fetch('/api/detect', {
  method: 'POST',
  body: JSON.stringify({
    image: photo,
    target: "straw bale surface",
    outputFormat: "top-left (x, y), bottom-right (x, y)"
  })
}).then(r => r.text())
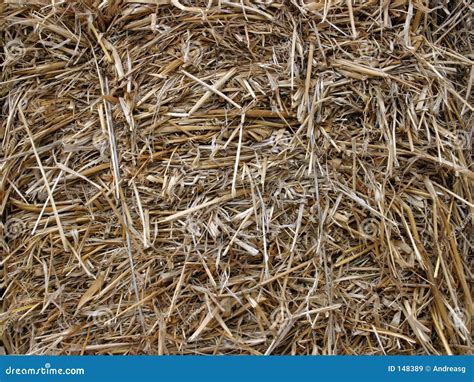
top-left (0, 0), bottom-right (472, 354)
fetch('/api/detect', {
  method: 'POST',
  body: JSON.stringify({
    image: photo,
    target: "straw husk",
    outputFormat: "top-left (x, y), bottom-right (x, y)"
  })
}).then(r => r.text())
top-left (0, 0), bottom-right (472, 355)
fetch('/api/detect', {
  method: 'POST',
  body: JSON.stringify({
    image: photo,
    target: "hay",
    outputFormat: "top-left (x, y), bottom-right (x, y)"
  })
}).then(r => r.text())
top-left (0, 0), bottom-right (472, 355)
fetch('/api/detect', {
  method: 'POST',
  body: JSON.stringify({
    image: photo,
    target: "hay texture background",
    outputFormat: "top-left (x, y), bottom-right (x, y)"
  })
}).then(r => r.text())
top-left (0, 0), bottom-right (473, 355)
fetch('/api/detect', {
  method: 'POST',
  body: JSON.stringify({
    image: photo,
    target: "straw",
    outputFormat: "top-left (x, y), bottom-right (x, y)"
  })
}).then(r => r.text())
top-left (0, 0), bottom-right (472, 355)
